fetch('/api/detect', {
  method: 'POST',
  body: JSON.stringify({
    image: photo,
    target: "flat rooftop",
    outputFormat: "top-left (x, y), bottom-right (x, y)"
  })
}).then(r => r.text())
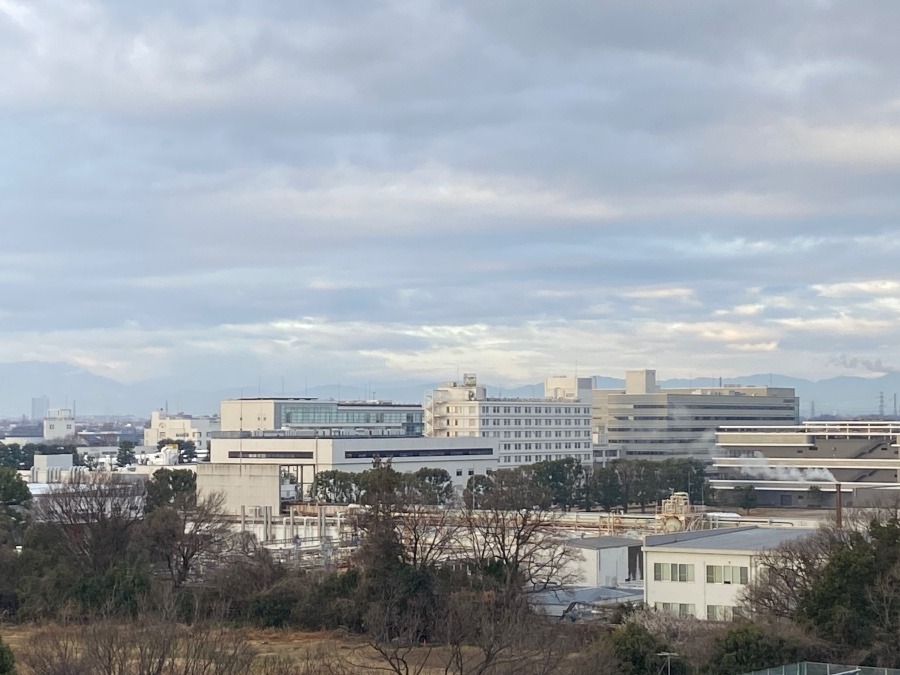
top-left (645, 526), bottom-right (818, 552)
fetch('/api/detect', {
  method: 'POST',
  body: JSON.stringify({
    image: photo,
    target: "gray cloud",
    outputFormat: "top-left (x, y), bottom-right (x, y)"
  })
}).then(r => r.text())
top-left (0, 1), bottom-right (899, 392)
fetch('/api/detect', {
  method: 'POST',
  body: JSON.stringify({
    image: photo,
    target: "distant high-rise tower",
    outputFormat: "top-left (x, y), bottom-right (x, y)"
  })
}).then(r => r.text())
top-left (31, 395), bottom-right (50, 421)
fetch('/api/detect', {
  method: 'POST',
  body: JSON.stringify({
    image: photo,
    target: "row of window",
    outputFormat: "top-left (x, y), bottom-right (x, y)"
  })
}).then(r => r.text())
top-left (485, 418), bottom-right (585, 426)
top-left (501, 442), bottom-right (586, 450)
top-left (483, 406), bottom-right (587, 414)
top-left (653, 563), bottom-right (695, 582)
top-left (653, 563), bottom-right (749, 585)
top-left (501, 453), bottom-right (591, 464)
top-left (654, 603), bottom-right (743, 621)
top-left (482, 430), bottom-right (587, 438)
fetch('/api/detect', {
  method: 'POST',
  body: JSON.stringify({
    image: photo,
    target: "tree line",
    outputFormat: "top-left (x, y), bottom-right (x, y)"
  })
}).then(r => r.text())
top-left (312, 457), bottom-right (710, 513)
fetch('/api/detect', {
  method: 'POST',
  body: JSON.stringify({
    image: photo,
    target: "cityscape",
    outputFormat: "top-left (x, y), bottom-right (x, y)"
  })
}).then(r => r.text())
top-left (2, 2), bottom-right (900, 674)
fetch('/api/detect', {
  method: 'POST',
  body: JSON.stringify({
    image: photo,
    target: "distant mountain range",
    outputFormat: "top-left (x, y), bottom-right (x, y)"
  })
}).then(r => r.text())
top-left (1, 361), bottom-right (897, 419)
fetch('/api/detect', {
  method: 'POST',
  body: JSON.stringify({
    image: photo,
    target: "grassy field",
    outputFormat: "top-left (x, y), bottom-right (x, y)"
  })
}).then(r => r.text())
top-left (0, 623), bottom-right (482, 674)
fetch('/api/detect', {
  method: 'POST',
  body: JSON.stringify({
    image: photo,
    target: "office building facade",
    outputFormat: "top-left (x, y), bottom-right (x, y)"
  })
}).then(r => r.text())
top-left (424, 374), bottom-right (592, 466)
top-left (593, 370), bottom-right (799, 461)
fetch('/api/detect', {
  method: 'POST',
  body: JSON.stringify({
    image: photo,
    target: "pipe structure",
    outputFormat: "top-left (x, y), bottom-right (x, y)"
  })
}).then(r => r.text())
top-left (835, 482), bottom-right (843, 529)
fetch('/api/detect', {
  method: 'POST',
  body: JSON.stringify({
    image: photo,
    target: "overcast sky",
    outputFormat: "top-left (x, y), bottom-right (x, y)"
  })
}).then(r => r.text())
top-left (2, 0), bottom-right (899, 389)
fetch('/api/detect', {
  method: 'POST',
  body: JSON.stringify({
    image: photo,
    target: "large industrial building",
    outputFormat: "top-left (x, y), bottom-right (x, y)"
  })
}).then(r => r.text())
top-left (424, 374), bottom-right (592, 466)
top-left (711, 421), bottom-right (900, 507)
top-left (592, 370), bottom-right (799, 461)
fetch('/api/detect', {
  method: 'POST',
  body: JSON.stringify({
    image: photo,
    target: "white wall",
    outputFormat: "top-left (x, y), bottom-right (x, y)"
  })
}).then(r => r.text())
top-left (644, 548), bottom-right (753, 619)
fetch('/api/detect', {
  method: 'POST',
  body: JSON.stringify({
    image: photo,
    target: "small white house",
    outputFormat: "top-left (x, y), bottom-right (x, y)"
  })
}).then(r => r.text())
top-left (643, 526), bottom-right (816, 620)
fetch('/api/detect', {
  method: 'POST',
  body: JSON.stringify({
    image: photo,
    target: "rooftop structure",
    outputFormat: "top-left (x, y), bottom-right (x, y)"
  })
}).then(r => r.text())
top-left (593, 369), bottom-right (799, 461)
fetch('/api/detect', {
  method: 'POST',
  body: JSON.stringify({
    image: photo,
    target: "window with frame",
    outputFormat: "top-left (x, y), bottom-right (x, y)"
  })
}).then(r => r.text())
top-left (706, 565), bottom-right (749, 585)
top-left (707, 605), bottom-right (745, 621)
top-left (653, 562), bottom-right (695, 582)
top-left (654, 602), bottom-right (696, 617)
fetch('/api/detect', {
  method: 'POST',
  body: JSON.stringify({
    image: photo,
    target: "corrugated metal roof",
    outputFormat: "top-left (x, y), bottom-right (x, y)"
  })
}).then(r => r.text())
top-left (567, 536), bottom-right (642, 550)
top-left (646, 526), bottom-right (818, 552)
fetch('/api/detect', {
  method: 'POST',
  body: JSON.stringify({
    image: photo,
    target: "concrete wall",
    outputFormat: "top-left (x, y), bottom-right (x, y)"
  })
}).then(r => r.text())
top-left (220, 400), bottom-right (276, 432)
top-left (196, 462), bottom-right (280, 516)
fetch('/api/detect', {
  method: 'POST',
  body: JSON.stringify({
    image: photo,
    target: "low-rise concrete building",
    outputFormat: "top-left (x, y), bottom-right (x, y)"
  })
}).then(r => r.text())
top-left (643, 526), bottom-right (816, 620)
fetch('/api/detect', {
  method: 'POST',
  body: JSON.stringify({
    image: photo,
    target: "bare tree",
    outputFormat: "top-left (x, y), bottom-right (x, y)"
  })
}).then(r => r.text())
top-left (138, 491), bottom-right (235, 587)
top-left (463, 470), bottom-right (581, 591)
top-left (395, 503), bottom-right (463, 569)
top-left (740, 529), bottom-right (835, 618)
top-left (18, 619), bottom-right (255, 675)
top-left (34, 472), bottom-right (146, 574)
top-left (437, 590), bottom-right (571, 675)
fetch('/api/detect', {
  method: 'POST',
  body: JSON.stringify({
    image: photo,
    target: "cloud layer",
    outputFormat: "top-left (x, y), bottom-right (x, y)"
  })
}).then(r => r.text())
top-left (2, 0), bottom-right (899, 393)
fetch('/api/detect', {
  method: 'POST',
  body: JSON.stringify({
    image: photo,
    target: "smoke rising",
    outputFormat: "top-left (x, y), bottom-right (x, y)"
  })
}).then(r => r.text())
top-left (830, 354), bottom-right (899, 374)
top-left (736, 451), bottom-right (836, 482)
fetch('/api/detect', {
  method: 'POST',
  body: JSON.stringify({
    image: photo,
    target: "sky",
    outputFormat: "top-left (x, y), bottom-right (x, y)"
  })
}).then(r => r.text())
top-left (1, 0), bottom-right (899, 390)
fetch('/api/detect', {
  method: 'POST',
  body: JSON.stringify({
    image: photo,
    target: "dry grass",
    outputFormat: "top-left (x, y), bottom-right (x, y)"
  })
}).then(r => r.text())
top-left (0, 623), bottom-right (449, 674)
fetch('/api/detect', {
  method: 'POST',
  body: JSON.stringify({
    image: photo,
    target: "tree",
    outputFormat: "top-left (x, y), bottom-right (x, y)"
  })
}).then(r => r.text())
top-left (658, 458), bottom-right (707, 504)
top-left (178, 440), bottom-right (197, 464)
top-left (0, 635), bottom-right (14, 675)
top-left (310, 470), bottom-right (360, 504)
top-left (611, 460), bottom-right (642, 513)
top-left (411, 467), bottom-right (454, 506)
top-left (590, 466), bottom-right (622, 512)
top-left (138, 491), bottom-right (234, 587)
top-left (698, 622), bottom-right (806, 675)
top-left (806, 485), bottom-right (823, 508)
top-left (34, 472), bottom-right (145, 575)
top-left (733, 485), bottom-right (757, 514)
top-left (145, 468), bottom-right (197, 513)
top-left (532, 458), bottom-right (585, 512)
top-left (741, 528), bottom-right (835, 619)
top-left (116, 440), bottom-right (136, 468)
top-left (610, 622), bottom-right (672, 675)
top-left (633, 461), bottom-right (661, 513)
top-left (0, 467), bottom-right (30, 508)
top-left (462, 468), bottom-right (579, 591)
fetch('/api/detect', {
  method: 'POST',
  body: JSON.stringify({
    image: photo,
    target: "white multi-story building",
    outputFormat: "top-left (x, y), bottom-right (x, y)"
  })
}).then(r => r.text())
top-left (593, 369), bottom-right (799, 461)
top-left (43, 408), bottom-right (75, 441)
top-left (424, 374), bottom-right (593, 466)
top-left (144, 411), bottom-right (221, 459)
top-left (643, 526), bottom-right (816, 621)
